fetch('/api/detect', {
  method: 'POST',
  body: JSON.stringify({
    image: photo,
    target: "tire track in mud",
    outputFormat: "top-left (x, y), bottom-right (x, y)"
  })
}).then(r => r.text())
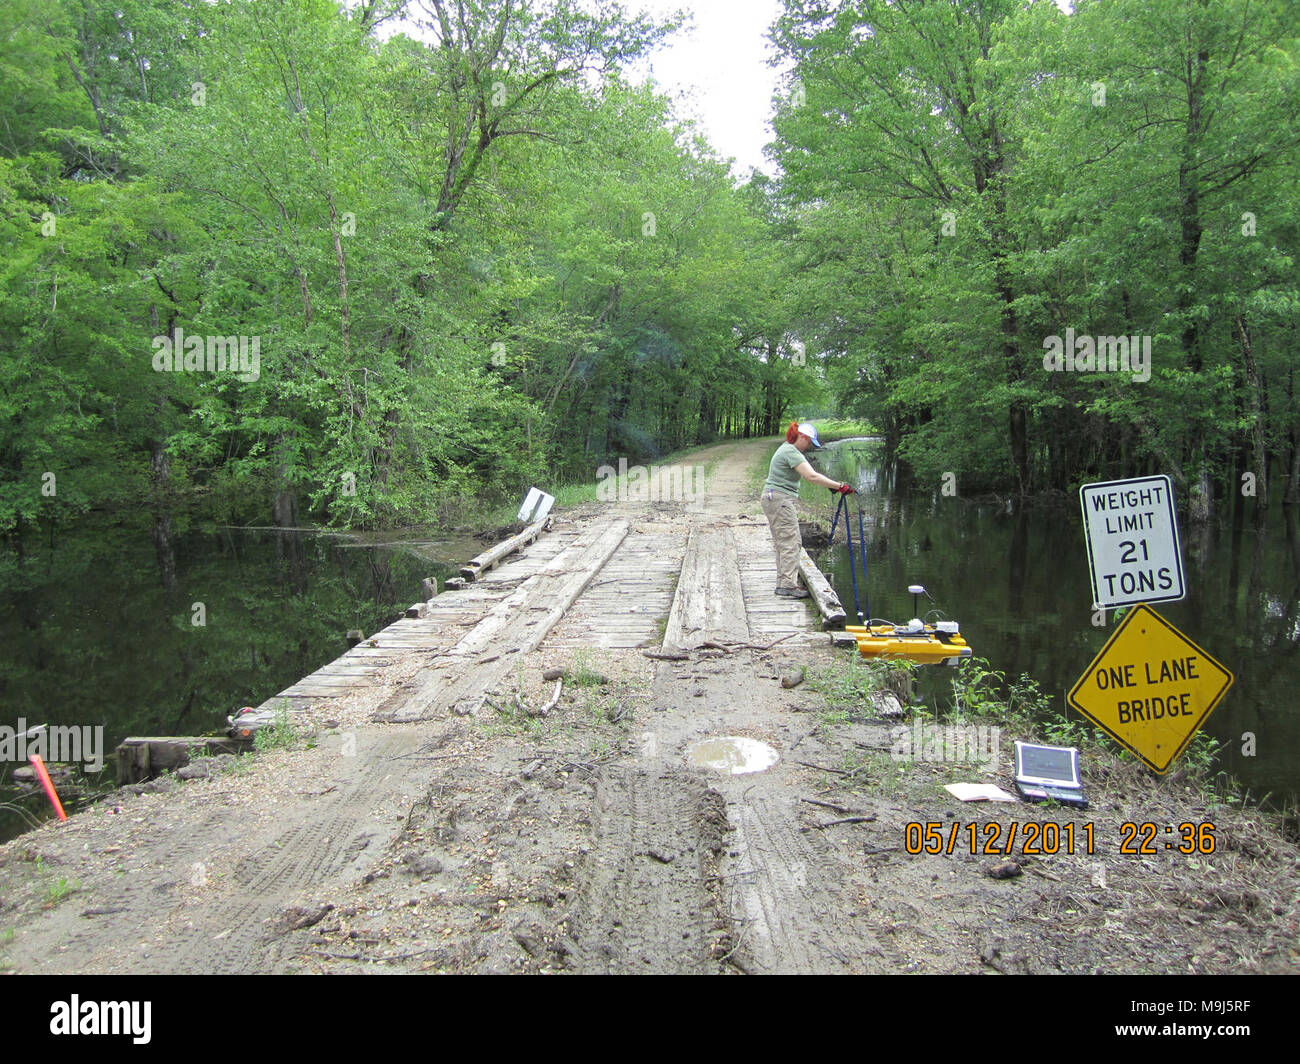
top-left (568, 765), bottom-right (730, 974)
top-left (32, 728), bottom-right (430, 975)
top-left (165, 729), bottom-right (423, 973)
top-left (721, 787), bottom-right (897, 974)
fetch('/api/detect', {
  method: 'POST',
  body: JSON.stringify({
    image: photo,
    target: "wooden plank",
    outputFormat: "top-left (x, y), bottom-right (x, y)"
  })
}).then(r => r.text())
top-left (285, 673), bottom-right (372, 688)
top-left (253, 695), bottom-right (326, 711)
top-left (548, 635), bottom-right (648, 648)
top-left (460, 517), bottom-right (550, 581)
top-left (281, 686), bottom-right (364, 699)
top-left (379, 518), bottom-right (630, 722)
top-left (796, 547), bottom-right (845, 628)
top-left (116, 736), bottom-right (252, 785)
top-left (662, 527), bottom-right (749, 651)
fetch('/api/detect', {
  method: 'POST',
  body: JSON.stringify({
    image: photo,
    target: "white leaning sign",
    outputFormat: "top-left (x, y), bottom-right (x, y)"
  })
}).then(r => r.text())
top-left (1080, 475), bottom-right (1185, 610)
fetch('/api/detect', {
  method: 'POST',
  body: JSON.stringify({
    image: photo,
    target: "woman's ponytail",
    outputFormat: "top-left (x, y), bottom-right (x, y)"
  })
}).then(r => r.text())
top-left (785, 421), bottom-right (799, 444)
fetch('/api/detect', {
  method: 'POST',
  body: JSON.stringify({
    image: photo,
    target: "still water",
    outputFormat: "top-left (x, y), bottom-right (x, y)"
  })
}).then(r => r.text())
top-left (814, 438), bottom-right (1297, 807)
top-left (0, 522), bottom-right (468, 841)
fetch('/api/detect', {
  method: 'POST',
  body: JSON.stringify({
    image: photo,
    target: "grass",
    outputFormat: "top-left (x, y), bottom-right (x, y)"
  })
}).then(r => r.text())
top-left (814, 418), bottom-right (877, 441)
top-left (654, 612), bottom-right (670, 643)
top-left (942, 657), bottom-right (1235, 792)
top-left (473, 692), bottom-right (547, 737)
top-left (44, 877), bottom-right (78, 906)
top-left (253, 701), bottom-right (298, 752)
top-left (806, 654), bottom-right (1259, 810)
top-left (550, 655), bottom-right (635, 730)
top-left (473, 669), bottom-right (557, 737)
top-left (570, 650), bottom-right (608, 688)
top-left (585, 693), bottom-right (627, 726)
top-left (226, 753), bottom-right (255, 776)
top-left (825, 748), bottom-right (911, 798)
top-left (804, 656), bottom-right (914, 728)
top-left (476, 711), bottom-right (546, 739)
top-left (30, 856), bottom-right (81, 907)
top-left (745, 444), bottom-right (772, 496)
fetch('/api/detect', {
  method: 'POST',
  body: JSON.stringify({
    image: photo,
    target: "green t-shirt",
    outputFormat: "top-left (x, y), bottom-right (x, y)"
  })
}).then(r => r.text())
top-left (764, 442), bottom-right (807, 496)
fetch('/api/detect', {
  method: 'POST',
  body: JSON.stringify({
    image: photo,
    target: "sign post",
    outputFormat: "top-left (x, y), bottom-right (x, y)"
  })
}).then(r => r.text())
top-left (1067, 605), bottom-right (1233, 773)
top-left (1080, 475), bottom-right (1185, 610)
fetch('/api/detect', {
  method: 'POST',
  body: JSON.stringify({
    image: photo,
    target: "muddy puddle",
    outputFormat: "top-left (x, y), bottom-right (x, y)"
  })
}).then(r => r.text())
top-left (686, 736), bottom-right (779, 775)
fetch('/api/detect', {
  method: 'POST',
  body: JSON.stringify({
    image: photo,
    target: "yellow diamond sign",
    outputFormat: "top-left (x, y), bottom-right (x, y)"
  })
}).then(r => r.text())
top-left (1068, 604), bottom-right (1233, 774)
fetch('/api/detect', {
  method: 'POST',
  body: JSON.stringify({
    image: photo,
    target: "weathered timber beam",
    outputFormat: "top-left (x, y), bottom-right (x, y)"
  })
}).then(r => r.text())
top-left (798, 548), bottom-right (847, 630)
top-left (459, 516), bottom-right (550, 582)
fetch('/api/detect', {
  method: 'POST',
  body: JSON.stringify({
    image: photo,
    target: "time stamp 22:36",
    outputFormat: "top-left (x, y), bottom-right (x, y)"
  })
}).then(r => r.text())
top-left (902, 821), bottom-right (1217, 857)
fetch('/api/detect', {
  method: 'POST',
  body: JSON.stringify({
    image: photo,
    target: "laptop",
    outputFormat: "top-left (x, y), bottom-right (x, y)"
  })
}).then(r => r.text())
top-left (1013, 741), bottom-right (1088, 809)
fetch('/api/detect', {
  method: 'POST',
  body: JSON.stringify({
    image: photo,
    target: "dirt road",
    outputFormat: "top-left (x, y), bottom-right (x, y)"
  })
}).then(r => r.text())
top-left (2, 439), bottom-right (1297, 975)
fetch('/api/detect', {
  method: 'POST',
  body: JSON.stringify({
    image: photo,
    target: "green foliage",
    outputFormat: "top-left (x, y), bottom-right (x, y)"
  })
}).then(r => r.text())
top-left (5, 0), bottom-right (1296, 556)
top-left (805, 659), bottom-right (876, 707)
top-left (253, 702), bottom-right (298, 752)
top-left (475, 704), bottom-right (545, 740)
top-left (950, 657), bottom-right (1053, 722)
top-left (815, 419), bottom-right (876, 441)
top-left (949, 658), bottom-right (1012, 719)
top-left (805, 656), bottom-right (912, 726)
top-left (1039, 713), bottom-right (1090, 748)
top-left (44, 877), bottom-right (78, 906)
top-left (227, 754), bottom-right (255, 777)
top-left (570, 652), bottom-right (607, 689)
top-left (770, 0), bottom-right (1300, 503)
top-left (30, 853), bottom-right (80, 906)
top-left (0, 0), bottom-right (800, 544)
top-left (1178, 731), bottom-right (1232, 783)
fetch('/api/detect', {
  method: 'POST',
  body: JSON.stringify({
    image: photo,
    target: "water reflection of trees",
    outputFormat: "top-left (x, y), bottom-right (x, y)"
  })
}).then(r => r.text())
top-left (0, 523), bottom-right (434, 772)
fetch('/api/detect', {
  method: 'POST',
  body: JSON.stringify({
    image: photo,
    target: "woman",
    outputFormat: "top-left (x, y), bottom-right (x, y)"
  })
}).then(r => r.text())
top-left (760, 422), bottom-right (854, 598)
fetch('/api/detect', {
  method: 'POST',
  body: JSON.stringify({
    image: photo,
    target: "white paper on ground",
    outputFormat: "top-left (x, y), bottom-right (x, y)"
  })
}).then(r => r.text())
top-left (944, 783), bottom-right (1017, 802)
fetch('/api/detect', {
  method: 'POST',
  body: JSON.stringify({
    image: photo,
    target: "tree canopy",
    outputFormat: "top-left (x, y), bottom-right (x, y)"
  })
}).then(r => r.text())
top-left (2, 0), bottom-right (1297, 550)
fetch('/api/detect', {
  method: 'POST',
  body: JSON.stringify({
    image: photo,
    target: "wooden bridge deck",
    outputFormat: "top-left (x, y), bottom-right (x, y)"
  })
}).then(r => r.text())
top-left (255, 511), bottom-right (833, 722)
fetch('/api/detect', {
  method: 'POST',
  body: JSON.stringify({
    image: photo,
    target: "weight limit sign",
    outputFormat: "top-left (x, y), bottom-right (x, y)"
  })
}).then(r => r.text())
top-left (1080, 474), bottom-right (1186, 610)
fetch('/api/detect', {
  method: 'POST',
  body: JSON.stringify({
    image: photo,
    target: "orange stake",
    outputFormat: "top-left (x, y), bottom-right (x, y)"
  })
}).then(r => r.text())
top-left (29, 755), bottom-right (67, 822)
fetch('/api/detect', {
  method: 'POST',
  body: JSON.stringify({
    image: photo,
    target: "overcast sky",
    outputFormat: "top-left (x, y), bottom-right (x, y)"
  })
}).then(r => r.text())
top-left (625, 0), bottom-right (786, 179)
top-left (623, 0), bottom-right (1075, 179)
top-left (381, 1), bottom-right (1076, 181)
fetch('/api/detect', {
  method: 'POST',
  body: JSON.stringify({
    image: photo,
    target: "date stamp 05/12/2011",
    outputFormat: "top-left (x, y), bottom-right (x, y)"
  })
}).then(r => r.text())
top-left (902, 820), bottom-right (1217, 858)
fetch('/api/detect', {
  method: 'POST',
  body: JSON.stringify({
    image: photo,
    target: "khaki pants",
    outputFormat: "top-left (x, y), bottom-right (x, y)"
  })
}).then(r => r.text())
top-left (760, 489), bottom-right (801, 588)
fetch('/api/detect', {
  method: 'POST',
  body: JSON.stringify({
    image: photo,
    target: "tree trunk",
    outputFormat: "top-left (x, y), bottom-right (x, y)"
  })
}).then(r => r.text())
top-left (150, 433), bottom-right (177, 595)
top-left (272, 436), bottom-right (306, 593)
top-left (1235, 315), bottom-right (1268, 532)
top-left (1180, 49), bottom-right (1211, 524)
top-left (147, 304), bottom-right (177, 593)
